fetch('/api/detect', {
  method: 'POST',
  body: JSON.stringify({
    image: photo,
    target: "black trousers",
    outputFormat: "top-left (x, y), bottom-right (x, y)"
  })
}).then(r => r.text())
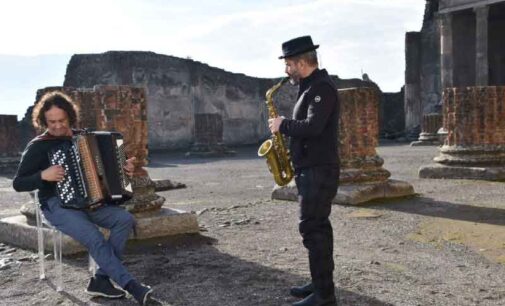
top-left (295, 165), bottom-right (339, 298)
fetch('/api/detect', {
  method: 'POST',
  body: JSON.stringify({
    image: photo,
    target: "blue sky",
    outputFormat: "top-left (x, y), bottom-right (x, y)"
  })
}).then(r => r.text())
top-left (0, 0), bottom-right (425, 118)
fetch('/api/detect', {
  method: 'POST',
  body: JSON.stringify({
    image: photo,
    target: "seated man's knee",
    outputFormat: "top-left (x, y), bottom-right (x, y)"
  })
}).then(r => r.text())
top-left (119, 211), bottom-right (136, 229)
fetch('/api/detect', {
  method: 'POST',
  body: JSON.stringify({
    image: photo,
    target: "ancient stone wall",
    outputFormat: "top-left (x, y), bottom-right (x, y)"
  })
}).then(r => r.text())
top-left (62, 51), bottom-right (380, 151)
top-left (0, 115), bottom-right (19, 157)
top-left (63, 51), bottom-right (275, 150)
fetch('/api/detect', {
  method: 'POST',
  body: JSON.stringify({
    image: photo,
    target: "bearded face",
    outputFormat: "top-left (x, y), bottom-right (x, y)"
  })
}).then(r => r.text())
top-left (284, 58), bottom-right (302, 85)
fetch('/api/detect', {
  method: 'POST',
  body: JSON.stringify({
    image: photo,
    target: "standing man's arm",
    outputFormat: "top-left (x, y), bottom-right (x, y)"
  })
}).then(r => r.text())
top-left (278, 84), bottom-right (336, 137)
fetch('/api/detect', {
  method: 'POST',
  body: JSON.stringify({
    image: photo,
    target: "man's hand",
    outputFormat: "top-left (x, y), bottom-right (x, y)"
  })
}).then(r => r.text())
top-left (41, 165), bottom-right (65, 182)
top-left (124, 157), bottom-right (136, 178)
top-left (268, 116), bottom-right (284, 133)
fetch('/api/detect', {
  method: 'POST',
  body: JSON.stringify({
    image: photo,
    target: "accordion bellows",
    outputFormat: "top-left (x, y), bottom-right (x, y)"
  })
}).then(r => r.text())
top-left (49, 131), bottom-right (133, 209)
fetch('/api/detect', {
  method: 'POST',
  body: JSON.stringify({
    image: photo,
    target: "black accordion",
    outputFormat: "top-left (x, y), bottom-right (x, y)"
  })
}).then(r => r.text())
top-left (48, 131), bottom-right (133, 209)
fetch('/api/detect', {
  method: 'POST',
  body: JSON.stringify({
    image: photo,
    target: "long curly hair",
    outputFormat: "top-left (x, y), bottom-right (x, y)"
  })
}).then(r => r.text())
top-left (32, 91), bottom-right (80, 131)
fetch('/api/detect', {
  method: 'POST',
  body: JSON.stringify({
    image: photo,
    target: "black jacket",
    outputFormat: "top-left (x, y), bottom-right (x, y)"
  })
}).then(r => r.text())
top-left (279, 68), bottom-right (340, 170)
top-left (12, 132), bottom-right (73, 205)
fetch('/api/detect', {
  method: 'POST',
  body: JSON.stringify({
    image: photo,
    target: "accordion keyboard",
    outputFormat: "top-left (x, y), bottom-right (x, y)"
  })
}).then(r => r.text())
top-left (49, 143), bottom-right (87, 206)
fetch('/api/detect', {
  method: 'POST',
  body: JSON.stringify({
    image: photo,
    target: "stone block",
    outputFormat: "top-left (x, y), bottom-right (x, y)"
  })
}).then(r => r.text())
top-left (419, 164), bottom-right (505, 181)
top-left (272, 179), bottom-right (415, 205)
top-left (0, 208), bottom-right (199, 255)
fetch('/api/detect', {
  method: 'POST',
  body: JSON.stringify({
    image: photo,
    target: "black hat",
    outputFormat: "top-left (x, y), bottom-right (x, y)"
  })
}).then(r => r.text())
top-left (279, 35), bottom-right (319, 59)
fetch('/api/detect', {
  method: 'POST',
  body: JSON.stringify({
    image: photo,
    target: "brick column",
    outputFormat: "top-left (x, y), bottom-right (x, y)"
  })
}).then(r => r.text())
top-left (411, 113), bottom-right (443, 146)
top-left (338, 88), bottom-right (390, 184)
top-left (92, 85), bottom-right (161, 213)
top-left (419, 86), bottom-right (505, 180)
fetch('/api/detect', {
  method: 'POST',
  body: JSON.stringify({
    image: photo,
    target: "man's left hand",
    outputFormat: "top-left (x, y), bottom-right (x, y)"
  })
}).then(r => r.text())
top-left (124, 157), bottom-right (136, 177)
top-left (268, 116), bottom-right (284, 133)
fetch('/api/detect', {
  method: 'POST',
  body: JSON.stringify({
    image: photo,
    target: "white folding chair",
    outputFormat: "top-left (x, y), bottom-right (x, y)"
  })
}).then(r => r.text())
top-left (33, 192), bottom-right (97, 292)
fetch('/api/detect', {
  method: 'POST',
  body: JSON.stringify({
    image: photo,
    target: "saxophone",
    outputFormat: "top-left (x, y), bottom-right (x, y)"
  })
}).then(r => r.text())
top-left (258, 77), bottom-right (294, 186)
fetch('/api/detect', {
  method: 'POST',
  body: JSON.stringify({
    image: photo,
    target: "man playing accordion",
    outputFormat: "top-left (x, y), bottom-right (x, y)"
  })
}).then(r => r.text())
top-left (13, 91), bottom-right (154, 305)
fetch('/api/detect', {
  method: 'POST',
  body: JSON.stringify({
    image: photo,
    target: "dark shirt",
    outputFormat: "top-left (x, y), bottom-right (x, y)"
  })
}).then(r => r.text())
top-left (12, 132), bottom-right (72, 205)
top-left (279, 68), bottom-right (340, 170)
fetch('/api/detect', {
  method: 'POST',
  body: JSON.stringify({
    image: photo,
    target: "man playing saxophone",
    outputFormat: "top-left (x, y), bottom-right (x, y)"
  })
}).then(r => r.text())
top-left (269, 35), bottom-right (340, 306)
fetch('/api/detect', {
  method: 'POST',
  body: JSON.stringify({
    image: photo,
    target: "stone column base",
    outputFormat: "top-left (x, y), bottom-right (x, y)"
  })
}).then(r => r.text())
top-left (272, 179), bottom-right (415, 205)
top-left (0, 208), bottom-right (199, 255)
top-left (185, 143), bottom-right (236, 158)
top-left (419, 164), bottom-right (505, 181)
top-left (410, 133), bottom-right (440, 146)
top-left (410, 140), bottom-right (441, 146)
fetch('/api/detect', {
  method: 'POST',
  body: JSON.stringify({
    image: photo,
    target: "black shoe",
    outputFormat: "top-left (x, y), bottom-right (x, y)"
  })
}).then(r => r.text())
top-left (292, 293), bottom-right (337, 306)
top-left (125, 280), bottom-right (154, 305)
top-left (290, 282), bottom-right (314, 298)
top-left (85, 276), bottom-right (126, 299)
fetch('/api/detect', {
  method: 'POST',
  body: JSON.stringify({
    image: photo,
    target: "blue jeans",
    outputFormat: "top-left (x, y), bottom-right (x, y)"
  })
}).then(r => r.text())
top-left (42, 196), bottom-right (135, 288)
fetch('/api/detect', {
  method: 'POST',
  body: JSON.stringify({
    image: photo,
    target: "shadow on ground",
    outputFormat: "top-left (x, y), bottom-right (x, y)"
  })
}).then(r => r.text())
top-left (39, 234), bottom-right (393, 306)
top-left (368, 196), bottom-right (505, 226)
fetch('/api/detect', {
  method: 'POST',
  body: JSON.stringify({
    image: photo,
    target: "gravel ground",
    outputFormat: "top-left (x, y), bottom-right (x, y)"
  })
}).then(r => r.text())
top-left (0, 143), bottom-right (504, 306)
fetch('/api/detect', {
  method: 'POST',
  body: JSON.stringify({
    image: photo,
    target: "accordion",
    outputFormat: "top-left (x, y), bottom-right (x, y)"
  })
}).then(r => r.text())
top-left (48, 131), bottom-right (133, 209)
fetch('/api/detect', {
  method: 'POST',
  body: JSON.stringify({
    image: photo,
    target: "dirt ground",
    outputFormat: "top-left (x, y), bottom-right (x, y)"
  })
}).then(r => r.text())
top-left (0, 143), bottom-right (504, 306)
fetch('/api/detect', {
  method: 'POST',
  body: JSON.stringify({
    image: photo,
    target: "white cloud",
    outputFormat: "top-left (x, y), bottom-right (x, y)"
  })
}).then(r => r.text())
top-left (0, 0), bottom-right (425, 117)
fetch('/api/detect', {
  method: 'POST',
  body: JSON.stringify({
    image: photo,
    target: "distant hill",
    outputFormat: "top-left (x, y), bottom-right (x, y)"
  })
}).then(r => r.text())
top-left (0, 54), bottom-right (71, 119)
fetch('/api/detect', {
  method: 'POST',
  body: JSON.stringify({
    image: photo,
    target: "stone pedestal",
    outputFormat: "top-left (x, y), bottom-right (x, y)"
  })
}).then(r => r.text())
top-left (0, 207), bottom-right (199, 255)
top-left (273, 88), bottom-right (415, 205)
top-left (186, 113), bottom-right (235, 157)
top-left (420, 86), bottom-right (505, 180)
top-left (411, 113), bottom-right (443, 146)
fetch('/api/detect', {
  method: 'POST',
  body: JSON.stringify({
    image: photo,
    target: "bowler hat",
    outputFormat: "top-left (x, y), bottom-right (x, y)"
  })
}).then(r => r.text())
top-left (279, 35), bottom-right (319, 59)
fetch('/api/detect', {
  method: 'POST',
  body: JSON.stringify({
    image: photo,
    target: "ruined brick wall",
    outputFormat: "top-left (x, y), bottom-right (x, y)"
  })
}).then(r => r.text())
top-left (35, 86), bottom-right (148, 167)
top-left (194, 113), bottom-right (223, 145)
top-left (0, 115), bottom-right (19, 157)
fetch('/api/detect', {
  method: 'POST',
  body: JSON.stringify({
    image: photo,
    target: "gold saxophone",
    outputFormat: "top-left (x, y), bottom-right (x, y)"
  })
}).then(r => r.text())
top-left (258, 77), bottom-right (294, 186)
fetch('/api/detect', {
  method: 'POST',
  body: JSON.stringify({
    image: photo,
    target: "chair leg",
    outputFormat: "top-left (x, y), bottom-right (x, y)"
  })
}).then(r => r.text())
top-left (53, 229), bottom-right (63, 292)
top-left (88, 254), bottom-right (97, 276)
top-left (35, 204), bottom-right (46, 280)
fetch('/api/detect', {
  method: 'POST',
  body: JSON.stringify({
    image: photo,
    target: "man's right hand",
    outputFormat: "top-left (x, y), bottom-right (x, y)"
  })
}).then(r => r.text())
top-left (41, 165), bottom-right (65, 182)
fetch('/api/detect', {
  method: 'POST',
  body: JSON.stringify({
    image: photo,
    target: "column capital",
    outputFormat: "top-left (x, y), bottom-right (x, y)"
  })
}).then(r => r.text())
top-left (473, 5), bottom-right (490, 16)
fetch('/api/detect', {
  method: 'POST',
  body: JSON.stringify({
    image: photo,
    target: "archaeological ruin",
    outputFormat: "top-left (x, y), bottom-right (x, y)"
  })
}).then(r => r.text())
top-left (418, 0), bottom-right (505, 180)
